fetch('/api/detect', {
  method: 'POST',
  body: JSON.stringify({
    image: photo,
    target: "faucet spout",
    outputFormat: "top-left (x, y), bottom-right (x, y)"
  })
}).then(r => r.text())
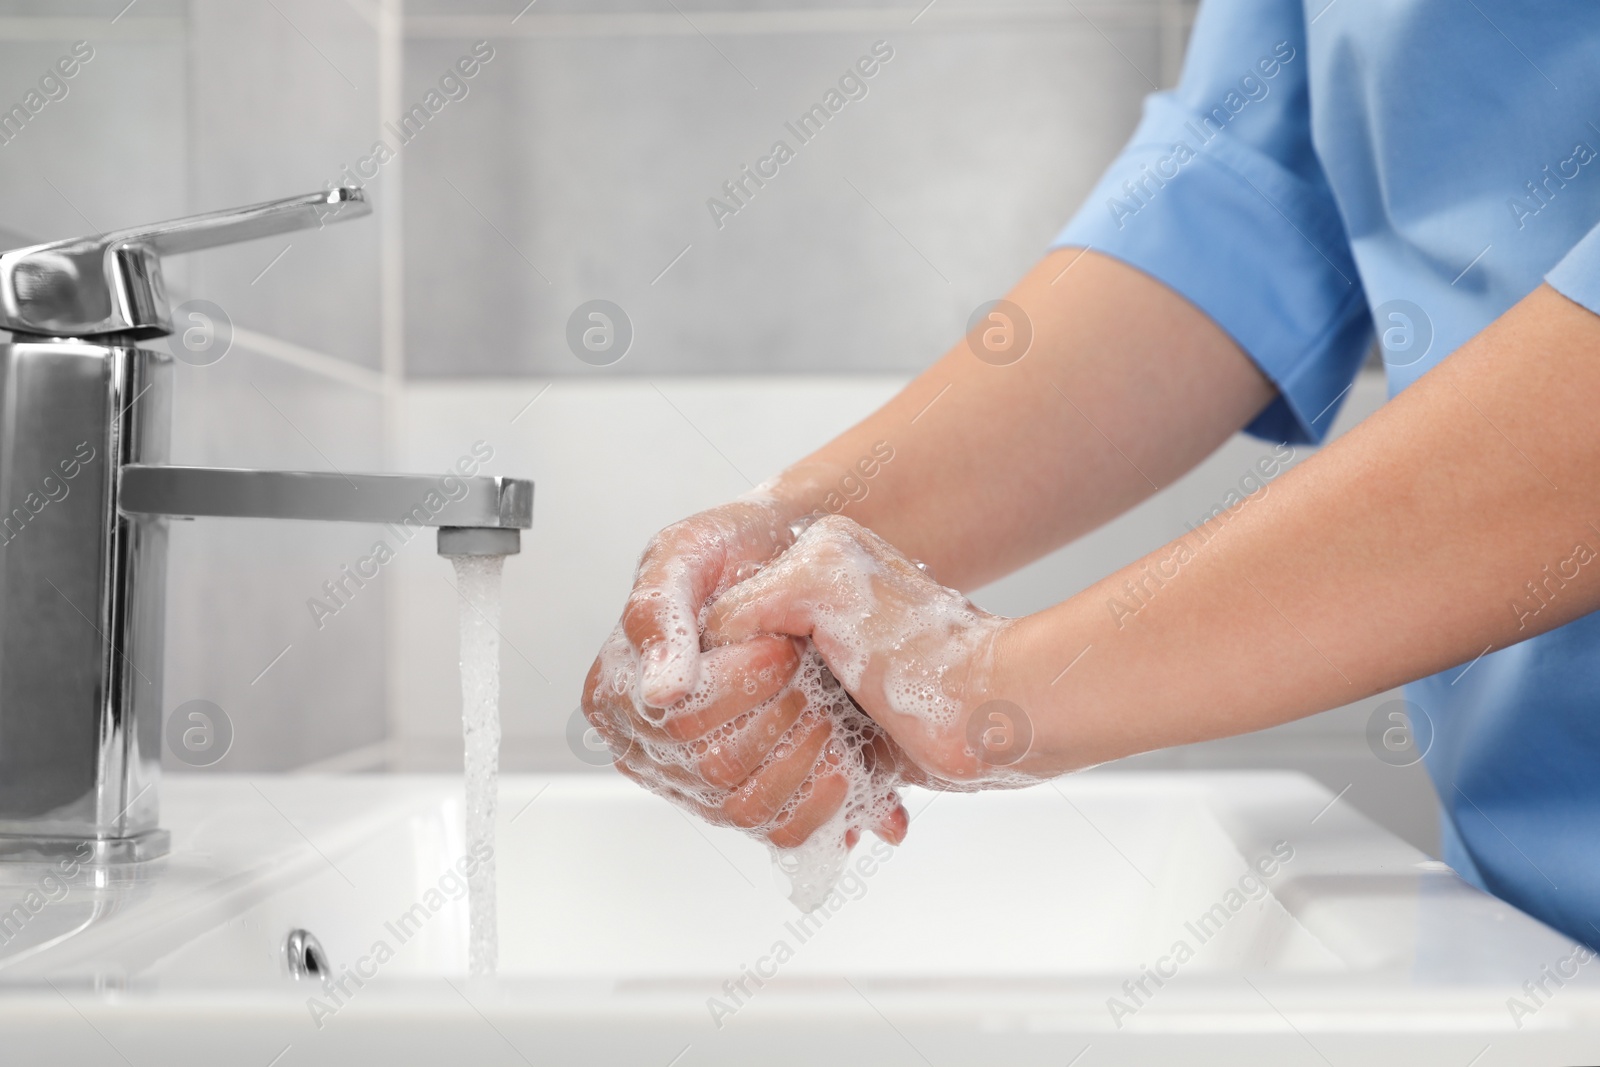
top-left (119, 466), bottom-right (533, 545)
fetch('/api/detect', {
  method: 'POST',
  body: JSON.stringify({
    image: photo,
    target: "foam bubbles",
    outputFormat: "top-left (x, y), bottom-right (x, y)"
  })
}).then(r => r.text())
top-left (608, 632), bottom-right (899, 911)
top-left (596, 511), bottom-right (1023, 911)
top-left (769, 646), bottom-right (901, 910)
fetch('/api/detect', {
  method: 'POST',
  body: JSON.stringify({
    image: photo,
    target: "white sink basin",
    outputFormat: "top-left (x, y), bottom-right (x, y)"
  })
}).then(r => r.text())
top-left (0, 772), bottom-right (1594, 1065)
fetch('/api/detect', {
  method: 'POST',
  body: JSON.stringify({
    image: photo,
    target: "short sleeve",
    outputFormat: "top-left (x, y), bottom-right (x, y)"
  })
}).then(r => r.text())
top-left (1051, 0), bottom-right (1370, 445)
top-left (1546, 219), bottom-right (1600, 317)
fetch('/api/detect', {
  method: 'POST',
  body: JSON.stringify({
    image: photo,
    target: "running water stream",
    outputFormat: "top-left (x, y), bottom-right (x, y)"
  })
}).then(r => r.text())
top-left (449, 553), bottom-right (506, 976)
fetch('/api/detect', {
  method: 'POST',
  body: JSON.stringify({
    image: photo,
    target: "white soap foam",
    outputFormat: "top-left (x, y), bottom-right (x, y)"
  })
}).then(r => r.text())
top-left (449, 553), bottom-right (505, 976)
top-left (737, 518), bottom-right (1033, 790)
top-left (779, 518), bottom-right (998, 736)
top-left (768, 645), bottom-right (901, 910)
top-left (599, 514), bottom-right (1021, 911)
top-left (600, 626), bottom-right (899, 911)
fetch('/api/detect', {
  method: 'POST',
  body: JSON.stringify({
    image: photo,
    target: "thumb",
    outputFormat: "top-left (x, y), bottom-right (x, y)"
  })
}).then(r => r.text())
top-left (623, 559), bottom-right (704, 708)
top-left (701, 550), bottom-right (826, 646)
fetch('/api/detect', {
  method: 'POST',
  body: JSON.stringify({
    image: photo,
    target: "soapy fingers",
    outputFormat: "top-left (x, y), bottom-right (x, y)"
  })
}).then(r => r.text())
top-left (704, 515), bottom-right (1033, 788)
top-left (586, 504), bottom-right (930, 906)
top-left (584, 630), bottom-right (805, 787)
top-left (610, 706), bottom-right (904, 849)
top-left (622, 500), bottom-right (793, 707)
top-left (718, 709), bottom-right (837, 832)
top-left (649, 637), bottom-right (800, 739)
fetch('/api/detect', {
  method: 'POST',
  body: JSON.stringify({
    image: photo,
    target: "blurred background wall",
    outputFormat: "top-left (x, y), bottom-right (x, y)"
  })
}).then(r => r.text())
top-left (0, 1), bottom-right (1435, 854)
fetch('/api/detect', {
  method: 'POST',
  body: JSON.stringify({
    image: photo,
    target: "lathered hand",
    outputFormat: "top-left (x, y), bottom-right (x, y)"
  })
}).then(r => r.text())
top-left (581, 500), bottom-right (908, 853)
top-left (704, 515), bottom-right (1040, 789)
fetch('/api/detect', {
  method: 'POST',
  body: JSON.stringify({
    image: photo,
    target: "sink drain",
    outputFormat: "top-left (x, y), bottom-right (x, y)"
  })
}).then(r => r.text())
top-left (285, 928), bottom-right (330, 981)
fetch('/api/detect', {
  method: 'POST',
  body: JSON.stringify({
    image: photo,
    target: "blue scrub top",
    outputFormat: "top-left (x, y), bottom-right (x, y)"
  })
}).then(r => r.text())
top-left (1053, 0), bottom-right (1600, 947)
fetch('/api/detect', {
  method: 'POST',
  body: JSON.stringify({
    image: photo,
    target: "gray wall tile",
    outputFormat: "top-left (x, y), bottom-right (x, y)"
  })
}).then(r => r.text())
top-left (186, 0), bottom-right (385, 370)
top-left (0, 25), bottom-right (187, 247)
top-left (402, 11), bottom-right (1167, 376)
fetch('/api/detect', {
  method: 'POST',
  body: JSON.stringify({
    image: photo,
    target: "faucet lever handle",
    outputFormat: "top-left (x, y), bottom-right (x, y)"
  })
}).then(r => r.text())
top-left (0, 187), bottom-right (370, 340)
top-left (123, 187), bottom-right (368, 258)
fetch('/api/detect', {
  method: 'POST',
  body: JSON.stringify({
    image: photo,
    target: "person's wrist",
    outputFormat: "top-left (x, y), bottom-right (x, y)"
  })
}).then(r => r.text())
top-left (985, 610), bottom-right (1086, 779)
top-left (740, 461), bottom-right (840, 532)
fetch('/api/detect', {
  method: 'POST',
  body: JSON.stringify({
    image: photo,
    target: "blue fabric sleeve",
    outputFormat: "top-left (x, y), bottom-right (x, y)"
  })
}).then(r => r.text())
top-left (1050, 0), bottom-right (1370, 444)
top-left (1546, 220), bottom-right (1600, 318)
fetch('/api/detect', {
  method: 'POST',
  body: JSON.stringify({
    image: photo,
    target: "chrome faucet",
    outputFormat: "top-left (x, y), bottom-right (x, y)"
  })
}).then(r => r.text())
top-left (0, 188), bottom-right (531, 863)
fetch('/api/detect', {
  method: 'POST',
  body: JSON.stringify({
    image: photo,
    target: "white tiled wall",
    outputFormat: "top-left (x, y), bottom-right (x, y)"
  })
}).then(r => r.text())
top-left (0, 2), bottom-right (1437, 853)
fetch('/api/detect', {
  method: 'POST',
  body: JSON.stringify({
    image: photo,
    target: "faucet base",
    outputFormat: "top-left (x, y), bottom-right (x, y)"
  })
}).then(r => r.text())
top-left (0, 830), bottom-right (170, 864)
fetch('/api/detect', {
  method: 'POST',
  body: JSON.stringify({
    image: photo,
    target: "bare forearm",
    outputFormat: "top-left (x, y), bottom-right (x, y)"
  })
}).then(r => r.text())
top-left (763, 249), bottom-right (1275, 591)
top-left (1012, 284), bottom-right (1600, 771)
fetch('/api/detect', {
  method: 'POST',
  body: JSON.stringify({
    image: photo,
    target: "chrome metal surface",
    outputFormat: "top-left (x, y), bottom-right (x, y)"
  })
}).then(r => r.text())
top-left (0, 188), bottom-right (368, 339)
top-left (284, 929), bottom-right (330, 981)
top-left (120, 467), bottom-right (533, 529)
top-left (0, 341), bottom-right (169, 846)
top-left (0, 191), bottom-right (532, 864)
top-left (437, 526), bottom-right (523, 556)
